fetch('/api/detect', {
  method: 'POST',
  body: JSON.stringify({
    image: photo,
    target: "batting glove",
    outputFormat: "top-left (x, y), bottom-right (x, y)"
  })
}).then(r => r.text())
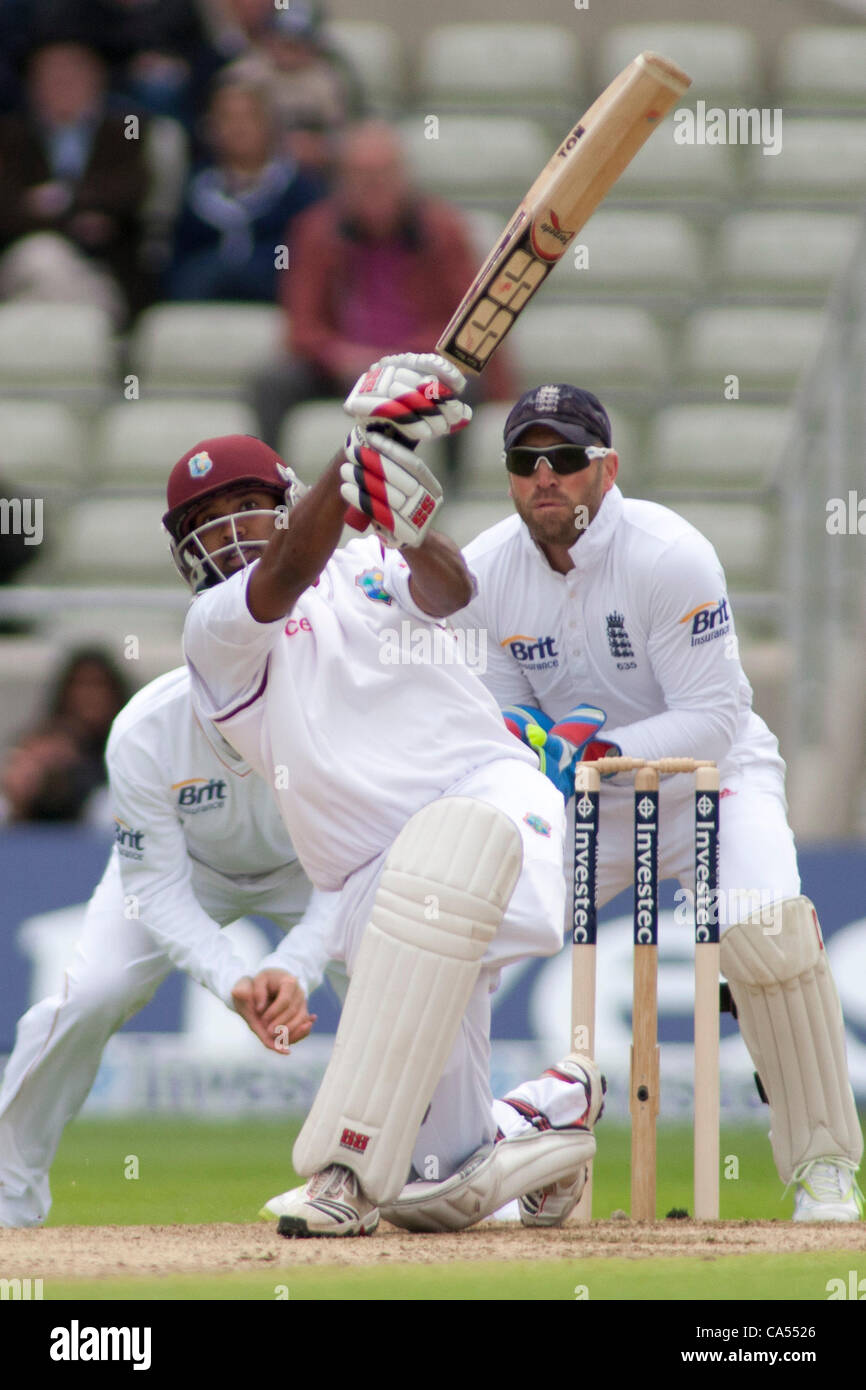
top-left (340, 425), bottom-right (443, 549)
top-left (343, 353), bottom-right (472, 443)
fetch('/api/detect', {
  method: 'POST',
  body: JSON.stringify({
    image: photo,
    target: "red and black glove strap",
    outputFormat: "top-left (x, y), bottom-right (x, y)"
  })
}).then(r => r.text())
top-left (354, 444), bottom-right (396, 531)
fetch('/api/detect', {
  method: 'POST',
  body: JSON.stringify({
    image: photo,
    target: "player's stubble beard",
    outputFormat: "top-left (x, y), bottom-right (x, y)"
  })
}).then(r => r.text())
top-left (510, 461), bottom-right (608, 549)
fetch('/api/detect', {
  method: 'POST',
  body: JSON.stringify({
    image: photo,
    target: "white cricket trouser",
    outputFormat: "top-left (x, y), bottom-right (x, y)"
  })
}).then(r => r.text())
top-left (0, 853), bottom-right (310, 1227)
top-left (329, 757), bottom-right (567, 1185)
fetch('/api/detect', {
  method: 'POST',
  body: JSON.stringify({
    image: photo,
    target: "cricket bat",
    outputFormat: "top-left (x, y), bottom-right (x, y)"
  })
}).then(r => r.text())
top-left (345, 51), bottom-right (690, 528)
top-left (436, 51), bottom-right (691, 373)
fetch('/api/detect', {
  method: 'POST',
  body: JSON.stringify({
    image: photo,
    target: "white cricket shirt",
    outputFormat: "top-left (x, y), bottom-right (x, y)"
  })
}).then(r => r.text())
top-left (454, 485), bottom-right (784, 778)
top-left (183, 537), bottom-right (536, 890)
top-left (107, 667), bottom-right (335, 1003)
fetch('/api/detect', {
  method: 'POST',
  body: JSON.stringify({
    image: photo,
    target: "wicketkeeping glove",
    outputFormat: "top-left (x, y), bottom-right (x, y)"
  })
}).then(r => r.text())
top-left (549, 705), bottom-right (622, 781)
top-left (343, 353), bottom-right (472, 443)
top-left (340, 425), bottom-right (443, 549)
top-left (504, 703), bottom-right (620, 800)
top-left (502, 704), bottom-right (576, 800)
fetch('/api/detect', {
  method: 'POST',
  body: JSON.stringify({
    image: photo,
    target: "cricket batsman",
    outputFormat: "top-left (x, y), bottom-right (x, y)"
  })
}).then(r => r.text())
top-left (176, 353), bottom-right (606, 1237)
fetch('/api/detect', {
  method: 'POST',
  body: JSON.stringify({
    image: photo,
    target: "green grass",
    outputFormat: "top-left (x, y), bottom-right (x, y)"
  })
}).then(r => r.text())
top-left (31, 1117), bottom-right (866, 1301)
top-left (46, 1117), bottom-right (787, 1227)
top-left (43, 1254), bottom-right (853, 1302)
top-left (46, 1117), bottom-right (299, 1226)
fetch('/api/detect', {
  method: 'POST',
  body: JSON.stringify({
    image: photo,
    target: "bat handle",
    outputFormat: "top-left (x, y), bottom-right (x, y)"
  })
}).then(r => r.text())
top-left (345, 504), bottom-right (369, 531)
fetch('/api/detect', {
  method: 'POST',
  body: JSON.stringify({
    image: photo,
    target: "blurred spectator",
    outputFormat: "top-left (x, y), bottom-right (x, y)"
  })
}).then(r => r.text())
top-left (29, 0), bottom-right (218, 126)
top-left (0, 719), bottom-right (97, 823)
top-left (224, 1), bottom-right (364, 179)
top-left (168, 78), bottom-right (323, 302)
top-left (0, 646), bottom-right (134, 824)
top-left (207, 0), bottom-right (277, 59)
top-left (0, 42), bottom-right (150, 323)
top-left (250, 121), bottom-right (516, 475)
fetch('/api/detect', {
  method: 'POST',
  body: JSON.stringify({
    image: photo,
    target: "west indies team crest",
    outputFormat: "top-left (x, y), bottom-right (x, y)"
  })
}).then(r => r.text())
top-left (355, 567), bottom-right (393, 604)
top-left (188, 451), bottom-right (213, 478)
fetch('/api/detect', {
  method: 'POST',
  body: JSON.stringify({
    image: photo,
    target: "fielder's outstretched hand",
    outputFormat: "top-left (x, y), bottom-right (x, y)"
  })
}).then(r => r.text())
top-left (340, 425), bottom-right (443, 548)
top-left (232, 969), bottom-right (316, 1054)
top-left (343, 353), bottom-right (472, 443)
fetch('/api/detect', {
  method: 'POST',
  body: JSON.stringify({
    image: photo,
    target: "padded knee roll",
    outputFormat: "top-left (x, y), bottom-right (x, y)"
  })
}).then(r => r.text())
top-left (293, 797), bottom-right (523, 1205)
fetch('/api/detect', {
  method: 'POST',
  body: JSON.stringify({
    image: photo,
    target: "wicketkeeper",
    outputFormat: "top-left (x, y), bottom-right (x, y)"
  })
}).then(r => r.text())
top-left (451, 382), bottom-right (863, 1223)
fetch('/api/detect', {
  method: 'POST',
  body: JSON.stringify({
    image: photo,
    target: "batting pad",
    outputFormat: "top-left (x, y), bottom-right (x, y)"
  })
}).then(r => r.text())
top-left (380, 1128), bottom-right (595, 1233)
top-left (720, 896), bottom-right (862, 1182)
top-left (292, 797), bottom-right (523, 1205)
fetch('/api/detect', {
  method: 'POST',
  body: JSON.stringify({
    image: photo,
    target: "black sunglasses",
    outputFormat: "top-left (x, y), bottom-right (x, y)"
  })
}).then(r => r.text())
top-left (503, 443), bottom-right (611, 477)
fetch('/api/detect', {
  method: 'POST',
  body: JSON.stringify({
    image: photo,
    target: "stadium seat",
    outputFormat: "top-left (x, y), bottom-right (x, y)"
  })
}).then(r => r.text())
top-left (277, 399), bottom-right (347, 483)
top-left (279, 399), bottom-right (448, 485)
top-left (455, 402), bottom-right (508, 494)
top-left (715, 212), bottom-right (860, 299)
top-left (38, 606), bottom-right (185, 676)
top-left (746, 119), bottom-right (866, 203)
top-left (398, 114), bottom-right (552, 203)
top-left (0, 638), bottom-right (64, 751)
top-left (93, 399), bottom-right (258, 487)
top-left (417, 24), bottom-right (582, 117)
top-left (437, 498), bottom-right (513, 550)
top-left (130, 303), bottom-right (282, 393)
top-left (324, 21), bottom-right (405, 113)
top-left (0, 400), bottom-right (88, 490)
top-left (566, 210), bottom-right (706, 298)
top-left (609, 128), bottom-right (739, 204)
top-left (678, 307), bottom-right (824, 394)
top-left (462, 207), bottom-right (511, 266)
top-left (47, 498), bottom-right (175, 585)
top-left (778, 27), bottom-right (866, 110)
top-left (508, 305), bottom-right (669, 394)
top-left (671, 500), bottom-right (775, 587)
top-left (598, 25), bottom-right (761, 106)
top-left (646, 404), bottom-right (791, 489)
top-left (0, 303), bottom-right (114, 392)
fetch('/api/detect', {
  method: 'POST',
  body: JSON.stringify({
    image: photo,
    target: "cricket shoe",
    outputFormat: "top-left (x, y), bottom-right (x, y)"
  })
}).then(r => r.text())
top-left (791, 1158), bottom-right (864, 1223)
top-left (267, 1165), bottom-right (379, 1238)
top-left (516, 1053), bottom-right (606, 1228)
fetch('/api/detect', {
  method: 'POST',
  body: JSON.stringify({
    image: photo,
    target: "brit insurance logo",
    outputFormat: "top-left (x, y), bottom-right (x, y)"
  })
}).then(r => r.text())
top-left (114, 819), bottom-right (145, 860)
top-left (500, 633), bottom-right (559, 671)
top-left (173, 777), bottom-right (227, 813)
top-left (680, 596), bottom-right (731, 647)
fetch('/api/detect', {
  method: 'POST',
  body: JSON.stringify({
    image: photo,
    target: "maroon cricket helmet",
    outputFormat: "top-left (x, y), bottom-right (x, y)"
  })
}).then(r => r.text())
top-left (163, 434), bottom-right (304, 593)
top-left (163, 435), bottom-right (287, 540)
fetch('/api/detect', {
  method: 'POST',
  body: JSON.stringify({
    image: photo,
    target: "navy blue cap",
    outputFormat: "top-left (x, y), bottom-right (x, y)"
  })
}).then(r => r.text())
top-left (504, 384), bottom-right (612, 450)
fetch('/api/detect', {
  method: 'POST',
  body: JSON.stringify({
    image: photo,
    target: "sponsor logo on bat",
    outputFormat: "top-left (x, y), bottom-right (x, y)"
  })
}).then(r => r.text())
top-left (531, 207), bottom-right (577, 262)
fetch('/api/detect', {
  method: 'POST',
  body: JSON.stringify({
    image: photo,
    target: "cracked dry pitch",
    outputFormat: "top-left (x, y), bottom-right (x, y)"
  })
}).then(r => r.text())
top-left (1, 1220), bottom-right (865, 1279)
